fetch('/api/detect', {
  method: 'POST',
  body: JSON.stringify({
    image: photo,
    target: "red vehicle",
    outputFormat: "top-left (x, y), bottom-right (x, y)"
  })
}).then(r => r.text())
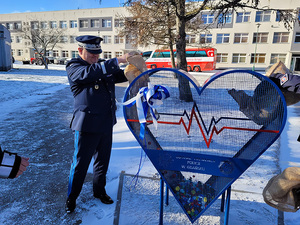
top-left (145, 48), bottom-right (217, 72)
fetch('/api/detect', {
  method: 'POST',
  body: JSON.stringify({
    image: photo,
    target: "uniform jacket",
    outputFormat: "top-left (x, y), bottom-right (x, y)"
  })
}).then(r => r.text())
top-left (0, 147), bottom-right (21, 179)
top-left (66, 56), bottom-right (127, 133)
top-left (269, 72), bottom-right (300, 94)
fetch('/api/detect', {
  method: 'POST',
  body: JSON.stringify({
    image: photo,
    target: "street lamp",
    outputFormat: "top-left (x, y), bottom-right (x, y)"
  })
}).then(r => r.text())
top-left (252, 23), bottom-right (261, 71)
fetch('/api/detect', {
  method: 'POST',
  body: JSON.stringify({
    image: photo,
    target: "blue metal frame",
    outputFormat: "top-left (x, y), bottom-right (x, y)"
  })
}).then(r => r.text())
top-left (122, 68), bottom-right (288, 224)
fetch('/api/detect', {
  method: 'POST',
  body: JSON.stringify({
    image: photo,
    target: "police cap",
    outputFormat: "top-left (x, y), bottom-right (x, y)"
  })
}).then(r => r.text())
top-left (76, 35), bottom-right (103, 54)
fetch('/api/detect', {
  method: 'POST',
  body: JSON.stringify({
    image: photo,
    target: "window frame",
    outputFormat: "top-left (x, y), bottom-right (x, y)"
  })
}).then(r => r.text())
top-left (216, 33), bottom-right (230, 44)
top-left (273, 32), bottom-right (289, 43)
top-left (234, 33), bottom-right (249, 44)
top-left (270, 53), bottom-right (286, 64)
top-left (202, 14), bottom-right (214, 24)
top-left (79, 20), bottom-right (88, 28)
top-left (91, 19), bottom-right (100, 28)
top-left (253, 32), bottom-right (268, 43)
top-left (70, 20), bottom-right (78, 28)
top-left (236, 12), bottom-right (250, 23)
top-left (102, 19), bottom-right (112, 28)
top-left (255, 10), bottom-right (271, 22)
top-left (216, 53), bottom-right (228, 63)
top-left (200, 34), bottom-right (212, 44)
top-left (251, 53), bottom-right (266, 64)
top-left (232, 53), bottom-right (247, 63)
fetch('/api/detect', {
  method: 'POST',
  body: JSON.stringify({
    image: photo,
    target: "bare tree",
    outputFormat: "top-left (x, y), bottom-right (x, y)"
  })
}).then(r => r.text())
top-left (22, 21), bottom-right (65, 69)
top-left (118, 0), bottom-right (178, 68)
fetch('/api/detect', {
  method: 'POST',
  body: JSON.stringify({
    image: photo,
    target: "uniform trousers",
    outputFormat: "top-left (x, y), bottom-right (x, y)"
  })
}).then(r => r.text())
top-left (68, 128), bottom-right (113, 200)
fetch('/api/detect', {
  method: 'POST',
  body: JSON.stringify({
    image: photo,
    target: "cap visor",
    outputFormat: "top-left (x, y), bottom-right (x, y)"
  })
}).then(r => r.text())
top-left (86, 49), bottom-right (102, 54)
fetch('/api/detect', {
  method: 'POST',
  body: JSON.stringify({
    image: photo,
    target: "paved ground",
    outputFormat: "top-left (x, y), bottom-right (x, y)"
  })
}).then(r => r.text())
top-left (0, 76), bottom-right (128, 225)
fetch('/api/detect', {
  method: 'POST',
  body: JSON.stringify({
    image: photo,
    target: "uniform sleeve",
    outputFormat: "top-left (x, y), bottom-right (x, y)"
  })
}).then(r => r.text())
top-left (113, 69), bottom-right (128, 84)
top-left (67, 58), bottom-right (121, 84)
top-left (0, 147), bottom-right (21, 179)
top-left (269, 72), bottom-right (300, 94)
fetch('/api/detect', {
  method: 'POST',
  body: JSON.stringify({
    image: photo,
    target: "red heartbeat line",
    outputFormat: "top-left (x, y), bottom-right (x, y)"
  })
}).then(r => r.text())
top-left (127, 106), bottom-right (279, 148)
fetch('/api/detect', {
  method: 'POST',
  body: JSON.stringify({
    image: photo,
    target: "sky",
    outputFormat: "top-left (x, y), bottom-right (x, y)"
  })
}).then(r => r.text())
top-left (0, 0), bottom-right (125, 14)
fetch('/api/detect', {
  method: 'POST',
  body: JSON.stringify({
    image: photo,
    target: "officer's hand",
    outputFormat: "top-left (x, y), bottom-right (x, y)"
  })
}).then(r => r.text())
top-left (117, 51), bottom-right (140, 64)
top-left (15, 157), bottom-right (29, 178)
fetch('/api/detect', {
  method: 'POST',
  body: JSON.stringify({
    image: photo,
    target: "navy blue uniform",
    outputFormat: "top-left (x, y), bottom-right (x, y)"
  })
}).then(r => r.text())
top-left (269, 72), bottom-right (300, 106)
top-left (66, 56), bottom-right (127, 200)
top-left (0, 147), bottom-right (21, 179)
top-left (269, 72), bottom-right (300, 94)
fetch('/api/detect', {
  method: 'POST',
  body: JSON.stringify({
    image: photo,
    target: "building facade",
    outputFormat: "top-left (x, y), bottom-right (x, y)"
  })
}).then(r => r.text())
top-left (0, 1), bottom-right (300, 72)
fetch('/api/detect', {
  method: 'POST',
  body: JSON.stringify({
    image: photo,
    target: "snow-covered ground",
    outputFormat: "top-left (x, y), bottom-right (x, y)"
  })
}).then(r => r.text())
top-left (0, 62), bottom-right (299, 225)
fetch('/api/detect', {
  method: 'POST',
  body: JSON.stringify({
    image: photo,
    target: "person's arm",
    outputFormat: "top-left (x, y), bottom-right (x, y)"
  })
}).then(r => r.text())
top-left (269, 72), bottom-right (300, 94)
top-left (67, 58), bottom-right (121, 84)
top-left (0, 147), bottom-right (29, 179)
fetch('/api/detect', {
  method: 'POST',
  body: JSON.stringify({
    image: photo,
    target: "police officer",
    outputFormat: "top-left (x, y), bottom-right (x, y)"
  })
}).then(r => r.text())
top-left (65, 35), bottom-right (133, 213)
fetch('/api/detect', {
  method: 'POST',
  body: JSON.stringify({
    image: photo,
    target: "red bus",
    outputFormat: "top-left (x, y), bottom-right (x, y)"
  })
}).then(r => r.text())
top-left (145, 48), bottom-right (217, 72)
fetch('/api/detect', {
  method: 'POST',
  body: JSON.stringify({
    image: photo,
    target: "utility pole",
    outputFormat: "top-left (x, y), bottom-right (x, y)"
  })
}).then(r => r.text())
top-left (252, 23), bottom-right (261, 71)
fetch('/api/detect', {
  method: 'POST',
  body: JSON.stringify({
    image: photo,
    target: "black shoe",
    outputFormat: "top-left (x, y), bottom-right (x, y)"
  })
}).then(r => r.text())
top-left (65, 198), bottom-right (76, 214)
top-left (94, 194), bottom-right (114, 204)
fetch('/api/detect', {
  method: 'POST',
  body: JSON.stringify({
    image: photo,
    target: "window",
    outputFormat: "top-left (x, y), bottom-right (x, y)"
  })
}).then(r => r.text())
top-left (234, 33), bottom-right (248, 43)
top-left (50, 21), bottom-right (57, 28)
top-left (31, 22), bottom-right (39, 29)
top-left (60, 36), bottom-right (68, 43)
top-left (71, 51), bottom-right (79, 58)
top-left (202, 14), bottom-right (214, 24)
top-left (114, 35), bottom-right (124, 44)
top-left (17, 49), bottom-right (23, 56)
top-left (60, 21), bottom-right (67, 28)
top-left (186, 50), bottom-right (207, 57)
top-left (103, 35), bottom-right (111, 44)
top-left (91, 19), bottom-right (100, 28)
top-left (115, 51), bottom-right (123, 57)
top-left (251, 53), bottom-right (266, 64)
top-left (295, 32), bottom-right (300, 42)
top-left (126, 34), bottom-right (137, 45)
top-left (253, 32), bottom-right (268, 43)
top-left (41, 22), bottom-right (47, 29)
top-left (236, 12), bottom-right (250, 23)
top-left (11, 49), bottom-right (15, 56)
top-left (114, 19), bottom-right (124, 27)
top-left (186, 34), bottom-right (196, 44)
top-left (216, 53), bottom-right (228, 63)
top-left (79, 20), bottom-right (88, 28)
top-left (14, 22), bottom-right (21, 30)
top-left (62, 51), bottom-right (69, 58)
top-left (70, 20), bottom-right (77, 28)
top-left (270, 54), bottom-right (286, 64)
top-left (255, 10), bottom-right (271, 22)
top-left (11, 36), bottom-right (14, 43)
top-left (102, 19), bottom-right (111, 28)
top-left (103, 51), bottom-right (112, 59)
top-left (273, 32), bottom-right (289, 43)
top-left (276, 11), bottom-right (281, 22)
top-left (6, 23), bottom-right (13, 30)
top-left (216, 33), bottom-right (230, 44)
top-left (200, 34), bottom-right (212, 44)
top-left (53, 50), bottom-right (59, 57)
top-left (232, 53), bottom-right (246, 63)
top-left (218, 13), bottom-right (232, 24)
top-left (45, 51), bottom-right (51, 57)
top-left (16, 36), bottom-right (22, 43)
top-left (152, 51), bottom-right (171, 58)
top-left (70, 36), bottom-right (76, 43)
